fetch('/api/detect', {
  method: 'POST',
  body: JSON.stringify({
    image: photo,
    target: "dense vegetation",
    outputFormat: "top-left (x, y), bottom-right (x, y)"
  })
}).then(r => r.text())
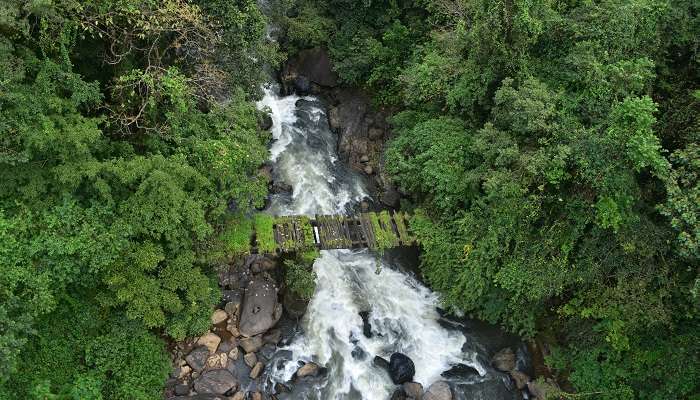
top-left (275, 0), bottom-right (699, 398)
top-left (0, 0), bottom-right (276, 398)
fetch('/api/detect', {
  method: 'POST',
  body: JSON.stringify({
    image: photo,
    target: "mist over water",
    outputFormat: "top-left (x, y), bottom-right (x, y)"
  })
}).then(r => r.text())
top-left (256, 86), bottom-right (489, 399)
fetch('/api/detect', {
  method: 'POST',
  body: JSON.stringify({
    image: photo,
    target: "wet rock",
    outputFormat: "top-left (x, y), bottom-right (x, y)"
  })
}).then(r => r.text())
top-left (258, 343), bottom-right (277, 361)
top-left (359, 311), bottom-right (373, 338)
top-left (510, 370), bottom-right (530, 390)
top-left (260, 113), bottom-right (273, 131)
top-left (239, 277), bottom-right (282, 337)
top-left (282, 286), bottom-right (309, 318)
top-left (440, 363), bottom-right (480, 379)
top-left (193, 369), bottom-right (237, 395)
top-left (186, 346), bottom-right (210, 372)
top-left (296, 362), bottom-right (320, 378)
top-left (240, 336), bottom-right (264, 353)
top-left (373, 355), bottom-right (390, 371)
top-left (250, 361), bottom-right (264, 379)
top-left (217, 338), bottom-right (237, 354)
top-left (369, 127), bottom-right (384, 140)
top-left (351, 346), bottom-right (367, 360)
top-left (174, 383), bottom-right (190, 396)
top-left (285, 47), bottom-right (339, 88)
top-left (424, 381), bottom-right (452, 400)
top-left (328, 106), bottom-right (340, 132)
top-left (492, 348), bottom-right (516, 372)
top-left (263, 329), bottom-right (281, 345)
top-left (403, 382), bottom-right (423, 399)
top-left (293, 75), bottom-right (311, 95)
top-left (380, 186), bottom-right (401, 208)
top-left (244, 352), bottom-right (258, 368)
top-left (211, 309), bottom-right (228, 325)
top-left (197, 333), bottom-right (221, 354)
top-left (388, 353), bottom-right (415, 384)
top-left (391, 389), bottom-right (408, 400)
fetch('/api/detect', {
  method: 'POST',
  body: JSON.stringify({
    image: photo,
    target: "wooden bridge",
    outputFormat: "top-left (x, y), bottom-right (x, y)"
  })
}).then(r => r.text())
top-left (222, 211), bottom-right (417, 255)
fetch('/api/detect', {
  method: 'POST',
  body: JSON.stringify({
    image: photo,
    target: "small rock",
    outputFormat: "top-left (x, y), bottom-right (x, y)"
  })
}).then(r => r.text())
top-left (363, 165), bottom-right (374, 175)
top-left (177, 365), bottom-right (192, 380)
top-left (206, 353), bottom-right (228, 369)
top-left (296, 362), bottom-right (320, 378)
top-left (228, 347), bottom-right (240, 361)
top-left (174, 383), bottom-right (190, 396)
top-left (224, 301), bottom-right (240, 318)
top-left (226, 324), bottom-right (241, 337)
top-left (211, 309), bottom-right (228, 325)
top-left (240, 336), bottom-right (264, 353)
top-left (510, 370), bottom-right (530, 390)
top-left (369, 127), bottom-right (384, 140)
top-left (244, 352), bottom-right (258, 368)
top-left (403, 382), bottom-right (423, 399)
top-left (388, 353), bottom-right (415, 384)
top-left (424, 381), bottom-right (452, 400)
top-left (263, 329), bottom-right (281, 345)
top-left (197, 332), bottom-right (221, 354)
top-left (193, 369), bottom-right (238, 395)
top-left (373, 356), bottom-right (390, 371)
top-left (360, 155), bottom-right (370, 163)
top-left (250, 361), bottom-right (264, 379)
top-left (231, 392), bottom-right (245, 400)
top-left (185, 346), bottom-right (210, 372)
top-left (217, 338), bottom-right (237, 354)
top-left (251, 392), bottom-right (263, 400)
top-left (492, 348), bottom-right (516, 372)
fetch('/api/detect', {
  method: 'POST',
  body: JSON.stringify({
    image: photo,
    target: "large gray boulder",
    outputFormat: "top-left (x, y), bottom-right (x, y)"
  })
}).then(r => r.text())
top-left (193, 369), bottom-right (238, 395)
top-left (238, 277), bottom-right (282, 337)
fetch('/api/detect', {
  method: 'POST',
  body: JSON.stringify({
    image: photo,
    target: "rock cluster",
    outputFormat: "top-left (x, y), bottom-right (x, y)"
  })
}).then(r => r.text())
top-left (165, 254), bottom-right (285, 399)
top-left (491, 347), bottom-right (560, 400)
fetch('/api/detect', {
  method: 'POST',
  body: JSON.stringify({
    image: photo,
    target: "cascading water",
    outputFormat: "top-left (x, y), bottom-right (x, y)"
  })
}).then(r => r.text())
top-left (255, 86), bottom-right (521, 400)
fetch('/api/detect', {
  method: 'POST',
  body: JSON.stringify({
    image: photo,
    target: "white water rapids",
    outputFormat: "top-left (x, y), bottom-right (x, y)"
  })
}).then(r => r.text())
top-left (255, 86), bottom-right (490, 399)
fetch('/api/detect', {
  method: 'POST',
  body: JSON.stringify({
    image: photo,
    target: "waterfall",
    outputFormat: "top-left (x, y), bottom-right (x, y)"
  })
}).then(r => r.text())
top-left (255, 87), bottom-right (501, 399)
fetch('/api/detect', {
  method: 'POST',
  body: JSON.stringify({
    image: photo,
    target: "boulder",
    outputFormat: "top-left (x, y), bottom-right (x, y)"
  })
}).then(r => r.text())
top-left (250, 361), bottom-right (264, 379)
top-left (193, 369), bottom-right (238, 395)
top-left (238, 277), bottom-right (282, 337)
top-left (492, 348), bottom-right (516, 372)
top-left (423, 381), bottom-right (452, 400)
top-left (373, 355), bottom-right (390, 371)
top-left (359, 311), bottom-right (373, 338)
top-left (211, 309), bottom-right (228, 325)
top-left (244, 352), bottom-right (258, 368)
top-left (259, 113), bottom-right (273, 131)
top-left (296, 362), bottom-right (320, 378)
top-left (440, 363), bottom-right (480, 379)
top-left (240, 336), bottom-right (264, 353)
top-left (403, 382), bottom-right (423, 399)
top-left (510, 370), bottom-right (530, 390)
top-left (228, 347), bottom-right (240, 361)
top-left (388, 353), bottom-right (416, 385)
top-left (287, 47), bottom-right (339, 87)
top-left (197, 333), bottom-right (221, 354)
top-left (293, 75), bottom-right (311, 95)
top-left (272, 181), bottom-right (293, 194)
top-left (186, 346), bottom-right (210, 372)
top-left (380, 186), bottom-right (401, 208)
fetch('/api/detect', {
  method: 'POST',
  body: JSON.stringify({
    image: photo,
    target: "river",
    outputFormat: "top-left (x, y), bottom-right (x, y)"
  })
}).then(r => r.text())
top-left (255, 86), bottom-right (526, 400)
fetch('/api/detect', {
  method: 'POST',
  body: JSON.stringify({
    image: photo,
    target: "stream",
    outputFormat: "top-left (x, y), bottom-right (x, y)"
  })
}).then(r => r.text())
top-left (256, 86), bottom-right (526, 399)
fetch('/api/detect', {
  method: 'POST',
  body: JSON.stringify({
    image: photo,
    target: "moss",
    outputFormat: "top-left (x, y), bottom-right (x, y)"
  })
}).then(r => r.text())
top-left (254, 213), bottom-right (277, 253)
top-left (393, 211), bottom-right (416, 244)
top-left (369, 211), bottom-right (399, 252)
top-left (220, 214), bottom-right (254, 256)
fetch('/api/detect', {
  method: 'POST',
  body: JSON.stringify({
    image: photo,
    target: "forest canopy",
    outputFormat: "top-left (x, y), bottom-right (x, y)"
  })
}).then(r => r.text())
top-left (275, 0), bottom-right (699, 398)
top-left (0, 0), bottom-right (275, 398)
